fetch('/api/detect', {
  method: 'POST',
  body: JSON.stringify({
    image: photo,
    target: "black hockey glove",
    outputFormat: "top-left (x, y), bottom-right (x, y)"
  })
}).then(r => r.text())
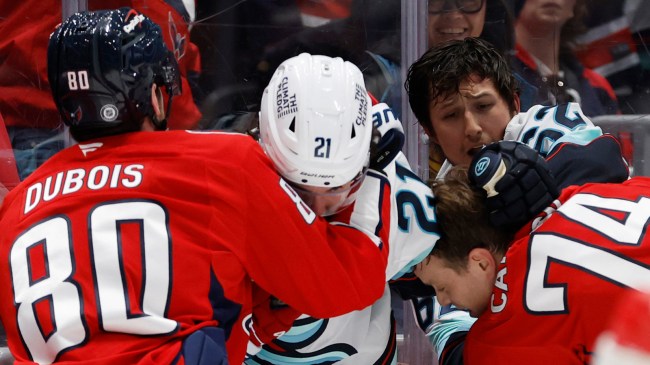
top-left (468, 141), bottom-right (560, 231)
top-left (369, 103), bottom-right (405, 170)
top-left (389, 272), bottom-right (436, 300)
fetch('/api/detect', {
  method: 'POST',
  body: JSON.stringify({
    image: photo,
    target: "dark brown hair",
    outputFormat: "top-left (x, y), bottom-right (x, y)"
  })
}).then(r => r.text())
top-left (429, 166), bottom-right (514, 269)
top-left (405, 37), bottom-right (520, 138)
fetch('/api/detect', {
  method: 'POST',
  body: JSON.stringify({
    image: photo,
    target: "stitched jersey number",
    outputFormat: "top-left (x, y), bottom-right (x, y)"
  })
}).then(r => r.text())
top-left (395, 163), bottom-right (437, 234)
top-left (525, 195), bottom-right (650, 314)
top-left (10, 201), bottom-right (176, 364)
top-left (279, 178), bottom-right (316, 224)
top-left (520, 104), bottom-right (589, 156)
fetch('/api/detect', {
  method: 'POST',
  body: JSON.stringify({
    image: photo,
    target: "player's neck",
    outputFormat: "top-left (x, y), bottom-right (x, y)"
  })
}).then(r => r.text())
top-left (141, 118), bottom-right (156, 132)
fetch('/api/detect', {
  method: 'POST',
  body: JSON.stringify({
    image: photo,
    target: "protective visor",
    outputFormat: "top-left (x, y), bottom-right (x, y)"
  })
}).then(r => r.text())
top-left (289, 169), bottom-right (367, 217)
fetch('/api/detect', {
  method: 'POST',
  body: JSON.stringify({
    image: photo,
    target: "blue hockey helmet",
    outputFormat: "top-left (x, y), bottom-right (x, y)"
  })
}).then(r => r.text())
top-left (47, 7), bottom-right (180, 141)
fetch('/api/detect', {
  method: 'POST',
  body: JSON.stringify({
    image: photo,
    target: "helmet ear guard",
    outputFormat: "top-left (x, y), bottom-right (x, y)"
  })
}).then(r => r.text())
top-left (47, 7), bottom-right (180, 141)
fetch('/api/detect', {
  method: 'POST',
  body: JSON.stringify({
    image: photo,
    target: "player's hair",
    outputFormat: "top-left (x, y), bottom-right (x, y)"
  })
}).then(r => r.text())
top-left (429, 166), bottom-right (513, 270)
top-left (405, 37), bottom-right (519, 137)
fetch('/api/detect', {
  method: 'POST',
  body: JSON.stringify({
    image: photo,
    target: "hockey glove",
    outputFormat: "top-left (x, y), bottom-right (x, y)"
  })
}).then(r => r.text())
top-left (469, 141), bottom-right (560, 231)
top-left (389, 272), bottom-right (436, 300)
top-left (369, 103), bottom-right (405, 170)
top-left (410, 296), bottom-right (475, 363)
top-left (248, 287), bottom-right (301, 355)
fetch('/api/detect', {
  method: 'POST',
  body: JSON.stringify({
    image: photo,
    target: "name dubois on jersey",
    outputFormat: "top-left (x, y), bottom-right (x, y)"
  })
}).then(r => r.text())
top-left (24, 164), bottom-right (144, 214)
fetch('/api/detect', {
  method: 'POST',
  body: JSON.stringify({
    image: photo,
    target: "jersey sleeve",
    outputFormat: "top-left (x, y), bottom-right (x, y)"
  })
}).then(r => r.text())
top-left (384, 153), bottom-right (440, 280)
top-left (546, 134), bottom-right (630, 190)
top-left (235, 142), bottom-right (388, 319)
top-left (504, 103), bottom-right (603, 157)
top-left (409, 296), bottom-right (475, 364)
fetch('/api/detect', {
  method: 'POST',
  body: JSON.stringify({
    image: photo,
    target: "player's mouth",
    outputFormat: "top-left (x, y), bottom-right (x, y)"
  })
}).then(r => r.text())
top-left (468, 145), bottom-right (485, 157)
top-left (436, 28), bottom-right (467, 35)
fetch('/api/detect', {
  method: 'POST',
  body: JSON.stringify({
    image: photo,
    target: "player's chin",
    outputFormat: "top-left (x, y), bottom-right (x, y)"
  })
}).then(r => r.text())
top-left (470, 305), bottom-right (489, 318)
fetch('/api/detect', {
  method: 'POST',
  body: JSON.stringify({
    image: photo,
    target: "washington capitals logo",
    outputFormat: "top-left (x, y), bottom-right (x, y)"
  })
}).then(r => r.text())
top-left (72, 106), bottom-right (83, 123)
top-left (168, 12), bottom-right (186, 60)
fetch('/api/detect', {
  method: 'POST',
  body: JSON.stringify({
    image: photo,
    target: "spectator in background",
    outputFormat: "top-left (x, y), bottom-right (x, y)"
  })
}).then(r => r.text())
top-left (512, 0), bottom-right (620, 116)
top-left (0, 0), bottom-right (202, 180)
top-left (574, 0), bottom-right (650, 114)
top-left (0, 113), bottom-right (19, 193)
top-left (0, 1), bottom-right (66, 180)
top-left (193, 0), bottom-right (400, 122)
top-left (427, 0), bottom-right (515, 55)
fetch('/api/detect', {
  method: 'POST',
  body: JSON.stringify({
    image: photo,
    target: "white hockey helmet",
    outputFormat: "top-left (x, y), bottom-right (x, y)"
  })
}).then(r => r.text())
top-left (259, 53), bottom-right (373, 189)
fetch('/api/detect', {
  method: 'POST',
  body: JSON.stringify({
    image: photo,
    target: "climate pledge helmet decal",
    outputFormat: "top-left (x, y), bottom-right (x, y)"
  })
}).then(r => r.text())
top-left (277, 76), bottom-right (298, 118)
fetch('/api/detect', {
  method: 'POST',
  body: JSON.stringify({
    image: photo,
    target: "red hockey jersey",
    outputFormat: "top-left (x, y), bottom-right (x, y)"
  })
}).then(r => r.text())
top-left (465, 177), bottom-right (650, 365)
top-left (0, 130), bottom-right (387, 364)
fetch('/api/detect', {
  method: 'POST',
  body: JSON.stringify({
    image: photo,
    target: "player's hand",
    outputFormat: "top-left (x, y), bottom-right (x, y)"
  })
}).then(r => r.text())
top-left (410, 296), bottom-right (475, 363)
top-left (468, 141), bottom-right (559, 231)
top-left (369, 103), bottom-right (404, 170)
top-left (389, 272), bottom-right (436, 300)
top-left (248, 288), bottom-right (301, 354)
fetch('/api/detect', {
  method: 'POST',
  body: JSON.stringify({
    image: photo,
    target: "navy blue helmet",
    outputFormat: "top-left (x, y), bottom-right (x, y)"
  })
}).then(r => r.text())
top-left (47, 7), bottom-right (180, 141)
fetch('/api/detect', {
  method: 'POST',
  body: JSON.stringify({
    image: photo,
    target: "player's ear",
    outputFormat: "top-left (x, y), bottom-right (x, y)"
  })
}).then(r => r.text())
top-left (151, 84), bottom-right (165, 121)
top-left (468, 248), bottom-right (496, 273)
top-left (512, 93), bottom-right (521, 115)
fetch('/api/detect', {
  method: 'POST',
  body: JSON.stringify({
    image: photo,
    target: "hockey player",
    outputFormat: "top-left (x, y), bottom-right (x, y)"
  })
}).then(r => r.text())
top-left (415, 141), bottom-right (650, 364)
top-left (245, 53), bottom-right (438, 364)
top-left (0, 10), bottom-right (389, 365)
top-left (405, 37), bottom-right (630, 363)
top-left (406, 37), bottom-right (626, 185)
